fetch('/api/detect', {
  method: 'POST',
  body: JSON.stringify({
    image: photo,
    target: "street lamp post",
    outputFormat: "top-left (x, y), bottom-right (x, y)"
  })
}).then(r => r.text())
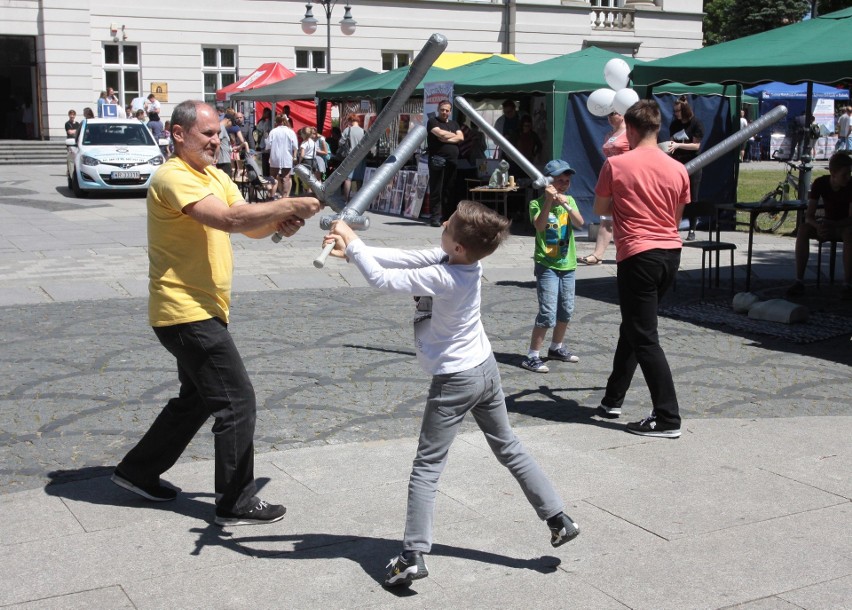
top-left (300, 1), bottom-right (357, 74)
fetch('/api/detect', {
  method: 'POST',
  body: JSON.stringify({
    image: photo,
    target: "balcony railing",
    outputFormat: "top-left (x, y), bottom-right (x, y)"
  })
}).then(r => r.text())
top-left (590, 7), bottom-right (635, 30)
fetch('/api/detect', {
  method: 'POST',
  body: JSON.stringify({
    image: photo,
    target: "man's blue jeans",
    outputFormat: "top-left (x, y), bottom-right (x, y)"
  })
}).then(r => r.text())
top-left (601, 249), bottom-right (681, 427)
top-left (118, 317), bottom-right (258, 514)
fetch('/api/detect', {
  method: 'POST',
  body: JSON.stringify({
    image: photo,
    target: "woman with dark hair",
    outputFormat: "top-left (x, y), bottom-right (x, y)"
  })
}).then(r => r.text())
top-left (147, 112), bottom-right (165, 140)
top-left (667, 96), bottom-right (705, 241)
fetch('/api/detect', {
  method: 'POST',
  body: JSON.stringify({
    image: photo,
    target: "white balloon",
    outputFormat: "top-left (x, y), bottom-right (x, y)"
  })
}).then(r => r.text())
top-left (587, 88), bottom-right (616, 117)
top-left (612, 88), bottom-right (640, 115)
top-left (604, 58), bottom-right (631, 90)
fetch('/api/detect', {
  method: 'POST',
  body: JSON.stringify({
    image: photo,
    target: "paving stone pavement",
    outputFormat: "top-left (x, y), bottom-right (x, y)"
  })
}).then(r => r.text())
top-left (1, 164), bottom-right (850, 494)
top-left (0, 164), bottom-right (850, 609)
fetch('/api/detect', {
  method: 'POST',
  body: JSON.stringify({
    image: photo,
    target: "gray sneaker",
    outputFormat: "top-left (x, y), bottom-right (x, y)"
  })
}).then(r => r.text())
top-left (547, 346), bottom-right (579, 363)
top-left (521, 356), bottom-right (549, 373)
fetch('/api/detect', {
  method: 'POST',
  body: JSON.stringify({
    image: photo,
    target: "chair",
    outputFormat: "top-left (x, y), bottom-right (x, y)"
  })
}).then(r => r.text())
top-left (815, 239), bottom-right (839, 289)
top-left (680, 201), bottom-right (738, 300)
top-left (683, 240), bottom-right (737, 300)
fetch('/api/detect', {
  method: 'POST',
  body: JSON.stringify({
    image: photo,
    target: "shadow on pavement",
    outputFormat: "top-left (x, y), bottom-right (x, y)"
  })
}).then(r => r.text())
top-left (44, 467), bottom-right (563, 594)
top-left (186, 528), bottom-right (562, 594)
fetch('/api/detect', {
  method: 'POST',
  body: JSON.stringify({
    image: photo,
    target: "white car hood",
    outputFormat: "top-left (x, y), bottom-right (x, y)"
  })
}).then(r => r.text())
top-left (82, 146), bottom-right (159, 163)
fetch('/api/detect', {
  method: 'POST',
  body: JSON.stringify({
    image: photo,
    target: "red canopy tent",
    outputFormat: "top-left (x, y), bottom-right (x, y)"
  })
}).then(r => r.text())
top-left (216, 62), bottom-right (325, 135)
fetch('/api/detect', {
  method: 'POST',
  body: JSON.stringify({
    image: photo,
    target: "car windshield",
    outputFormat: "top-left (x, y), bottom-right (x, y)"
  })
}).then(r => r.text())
top-left (82, 123), bottom-right (156, 147)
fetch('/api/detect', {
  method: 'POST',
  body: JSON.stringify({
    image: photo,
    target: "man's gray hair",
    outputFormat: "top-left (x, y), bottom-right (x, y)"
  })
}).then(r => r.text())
top-left (170, 100), bottom-right (215, 132)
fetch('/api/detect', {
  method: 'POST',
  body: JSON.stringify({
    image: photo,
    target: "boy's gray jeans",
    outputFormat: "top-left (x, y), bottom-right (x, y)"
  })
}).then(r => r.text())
top-left (403, 353), bottom-right (564, 553)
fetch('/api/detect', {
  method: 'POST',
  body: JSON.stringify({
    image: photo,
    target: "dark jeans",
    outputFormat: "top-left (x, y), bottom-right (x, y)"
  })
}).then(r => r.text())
top-left (118, 317), bottom-right (258, 513)
top-left (428, 158), bottom-right (457, 222)
top-left (684, 168), bottom-right (703, 232)
top-left (601, 249), bottom-right (681, 427)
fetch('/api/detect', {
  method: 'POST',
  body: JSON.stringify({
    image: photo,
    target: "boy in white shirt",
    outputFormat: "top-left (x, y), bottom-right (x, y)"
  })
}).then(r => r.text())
top-left (325, 200), bottom-right (579, 588)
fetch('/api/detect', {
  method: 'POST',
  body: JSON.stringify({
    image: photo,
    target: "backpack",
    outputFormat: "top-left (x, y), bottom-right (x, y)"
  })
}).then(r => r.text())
top-left (334, 129), bottom-right (351, 163)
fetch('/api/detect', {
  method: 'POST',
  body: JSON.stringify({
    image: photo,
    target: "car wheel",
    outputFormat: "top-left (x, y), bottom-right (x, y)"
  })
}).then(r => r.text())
top-left (71, 172), bottom-right (87, 198)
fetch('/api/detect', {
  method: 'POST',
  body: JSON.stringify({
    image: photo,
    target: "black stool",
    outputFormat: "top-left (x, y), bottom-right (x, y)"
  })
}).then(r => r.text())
top-left (683, 240), bottom-right (737, 300)
top-left (816, 239), bottom-right (839, 289)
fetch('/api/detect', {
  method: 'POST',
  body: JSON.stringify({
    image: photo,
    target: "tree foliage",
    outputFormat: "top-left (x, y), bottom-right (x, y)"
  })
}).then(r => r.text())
top-left (703, 0), bottom-right (852, 46)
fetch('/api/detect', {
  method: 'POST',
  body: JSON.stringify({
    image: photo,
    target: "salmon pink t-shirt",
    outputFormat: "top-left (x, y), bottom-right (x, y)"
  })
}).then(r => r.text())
top-left (595, 146), bottom-right (690, 263)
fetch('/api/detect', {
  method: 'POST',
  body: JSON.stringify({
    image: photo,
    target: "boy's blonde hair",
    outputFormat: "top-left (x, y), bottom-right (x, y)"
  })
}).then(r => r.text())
top-left (451, 200), bottom-right (511, 261)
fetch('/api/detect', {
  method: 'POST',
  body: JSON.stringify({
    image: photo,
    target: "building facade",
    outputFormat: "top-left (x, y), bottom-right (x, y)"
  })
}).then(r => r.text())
top-left (1, 0), bottom-right (703, 140)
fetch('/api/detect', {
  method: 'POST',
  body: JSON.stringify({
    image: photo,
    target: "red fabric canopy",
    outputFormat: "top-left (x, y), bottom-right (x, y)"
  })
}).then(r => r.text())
top-left (216, 63), bottom-right (294, 102)
top-left (216, 62), bottom-right (330, 136)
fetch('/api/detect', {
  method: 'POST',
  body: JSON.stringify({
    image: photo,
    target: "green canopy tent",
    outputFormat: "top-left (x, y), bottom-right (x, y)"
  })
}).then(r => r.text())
top-left (632, 8), bottom-right (852, 87)
top-left (457, 47), bottom-right (643, 160)
top-left (633, 7), bottom-right (852, 199)
top-left (230, 67), bottom-right (377, 102)
top-left (231, 67), bottom-right (377, 132)
top-left (314, 56), bottom-right (522, 148)
top-left (316, 64), bottom-right (449, 101)
top-left (315, 56), bottom-right (521, 101)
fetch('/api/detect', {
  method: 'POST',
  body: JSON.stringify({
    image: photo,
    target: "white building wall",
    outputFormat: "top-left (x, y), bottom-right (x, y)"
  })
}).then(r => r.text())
top-left (1, 0), bottom-right (704, 139)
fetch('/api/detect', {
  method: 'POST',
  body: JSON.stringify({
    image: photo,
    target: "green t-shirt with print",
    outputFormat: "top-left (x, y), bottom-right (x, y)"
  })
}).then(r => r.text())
top-left (529, 195), bottom-right (578, 271)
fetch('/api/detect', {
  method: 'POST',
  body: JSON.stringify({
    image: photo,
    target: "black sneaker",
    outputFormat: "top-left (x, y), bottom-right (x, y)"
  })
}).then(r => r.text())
top-left (597, 403), bottom-right (621, 418)
top-left (384, 550), bottom-right (429, 587)
top-left (111, 468), bottom-right (178, 502)
top-left (686, 230), bottom-right (696, 241)
top-left (547, 512), bottom-right (580, 548)
top-left (625, 415), bottom-right (681, 439)
top-left (547, 346), bottom-right (580, 363)
top-left (214, 499), bottom-right (286, 526)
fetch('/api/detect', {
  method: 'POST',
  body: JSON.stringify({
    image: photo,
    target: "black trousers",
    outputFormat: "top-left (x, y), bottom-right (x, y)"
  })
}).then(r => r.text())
top-left (118, 317), bottom-right (258, 513)
top-left (601, 249), bottom-right (682, 427)
top-left (428, 159), bottom-right (457, 222)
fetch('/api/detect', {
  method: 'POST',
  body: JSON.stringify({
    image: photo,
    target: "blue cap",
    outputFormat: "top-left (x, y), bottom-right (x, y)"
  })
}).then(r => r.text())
top-left (544, 159), bottom-right (575, 177)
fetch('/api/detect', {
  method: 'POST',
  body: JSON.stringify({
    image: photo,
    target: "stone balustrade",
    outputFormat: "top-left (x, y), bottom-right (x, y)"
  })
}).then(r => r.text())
top-left (590, 7), bottom-right (635, 30)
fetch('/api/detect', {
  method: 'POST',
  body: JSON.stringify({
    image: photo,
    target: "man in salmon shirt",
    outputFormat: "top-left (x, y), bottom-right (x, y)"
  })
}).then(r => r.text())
top-left (592, 100), bottom-right (690, 439)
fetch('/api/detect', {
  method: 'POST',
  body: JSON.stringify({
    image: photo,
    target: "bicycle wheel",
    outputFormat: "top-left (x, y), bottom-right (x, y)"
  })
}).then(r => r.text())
top-left (755, 210), bottom-right (789, 233)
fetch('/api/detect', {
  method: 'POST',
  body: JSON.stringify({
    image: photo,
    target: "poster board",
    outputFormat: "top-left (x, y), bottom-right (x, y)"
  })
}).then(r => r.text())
top-left (364, 166), bottom-right (428, 218)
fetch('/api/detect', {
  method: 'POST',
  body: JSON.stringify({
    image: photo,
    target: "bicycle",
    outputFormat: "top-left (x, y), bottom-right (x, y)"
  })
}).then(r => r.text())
top-left (754, 154), bottom-right (804, 233)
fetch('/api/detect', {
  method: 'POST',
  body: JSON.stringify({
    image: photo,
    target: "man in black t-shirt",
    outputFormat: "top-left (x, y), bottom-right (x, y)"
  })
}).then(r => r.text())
top-left (426, 100), bottom-right (463, 226)
top-left (787, 152), bottom-right (852, 298)
top-left (64, 109), bottom-right (80, 140)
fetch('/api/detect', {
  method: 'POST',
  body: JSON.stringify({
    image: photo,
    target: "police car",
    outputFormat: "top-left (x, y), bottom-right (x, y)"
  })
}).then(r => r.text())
top-left (66, 118), bottom-right (166, 197)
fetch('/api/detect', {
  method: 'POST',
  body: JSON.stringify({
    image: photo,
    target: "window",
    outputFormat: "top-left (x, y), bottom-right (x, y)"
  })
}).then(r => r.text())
top-left (103, 43), bottom-right (140, 106)
top-left (202, 47), bottom-right (237, 103)
top-left (381, 52), bottom-right (411, 72)
top-left (295, 49), bottom-right (327, 72)
top-left (590, 0), bottom-right (621, 6)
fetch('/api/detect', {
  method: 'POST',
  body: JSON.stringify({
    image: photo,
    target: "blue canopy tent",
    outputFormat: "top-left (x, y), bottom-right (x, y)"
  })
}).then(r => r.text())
top-left (743, 82), bottom-right (849, 158)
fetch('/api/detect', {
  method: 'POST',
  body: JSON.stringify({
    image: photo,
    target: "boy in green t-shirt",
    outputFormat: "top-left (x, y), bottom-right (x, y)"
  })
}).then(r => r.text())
top-left (521, 159), bottom-right (585, 373)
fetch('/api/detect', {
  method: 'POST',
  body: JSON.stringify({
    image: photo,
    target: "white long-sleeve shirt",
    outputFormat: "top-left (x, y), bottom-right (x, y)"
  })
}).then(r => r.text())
top-left (345, 240), bottom-right (492, 376)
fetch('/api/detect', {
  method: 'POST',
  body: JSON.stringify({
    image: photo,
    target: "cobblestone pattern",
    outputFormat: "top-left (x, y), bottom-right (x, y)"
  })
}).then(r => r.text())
top-left (2, 283), bottom-right (850, 495)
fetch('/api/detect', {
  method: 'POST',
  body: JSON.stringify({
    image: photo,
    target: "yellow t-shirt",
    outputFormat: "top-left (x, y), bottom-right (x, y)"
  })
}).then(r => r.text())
top-left (147, 156), bottom-right (243, 327)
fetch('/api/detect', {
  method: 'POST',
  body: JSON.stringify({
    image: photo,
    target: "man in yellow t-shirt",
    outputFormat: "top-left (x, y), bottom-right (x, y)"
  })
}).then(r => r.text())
top-left (112, 100), bottom-right (322, 527)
